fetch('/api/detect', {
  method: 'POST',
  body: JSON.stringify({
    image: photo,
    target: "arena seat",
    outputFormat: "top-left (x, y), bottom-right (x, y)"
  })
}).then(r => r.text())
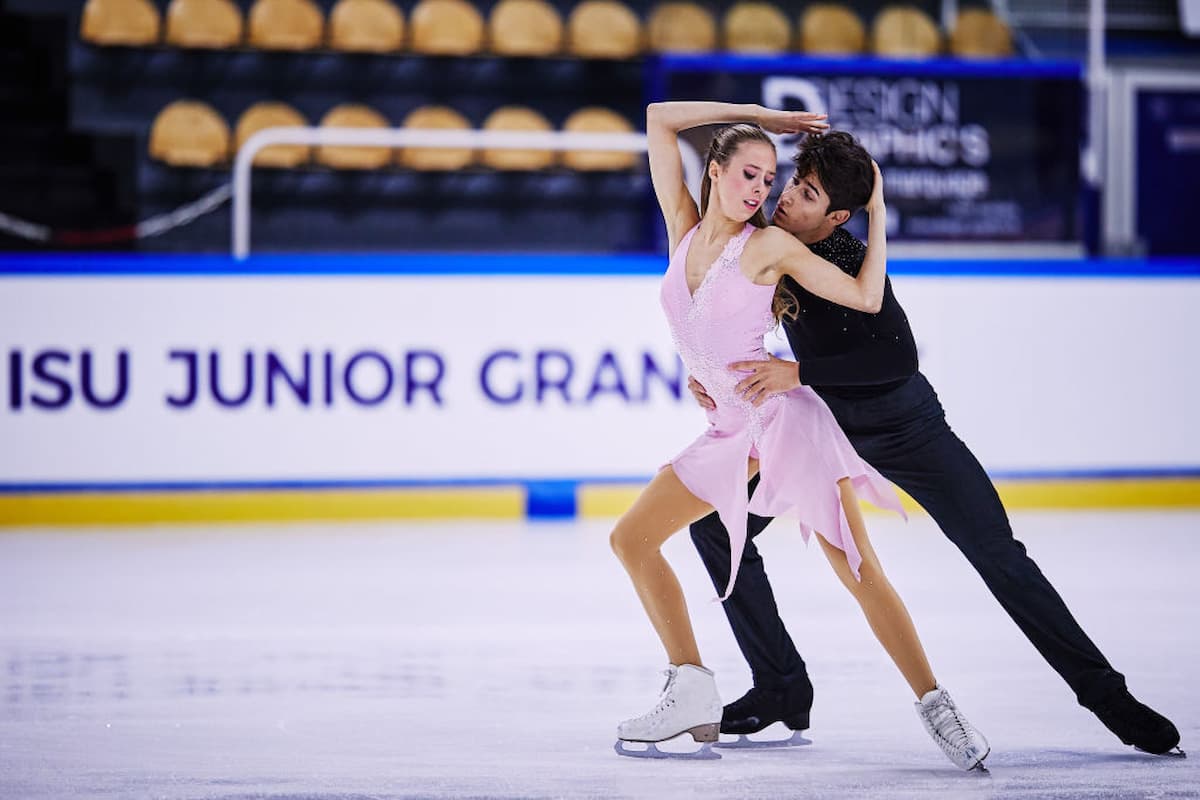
top-left (164, 0), bottom-right (243, 49)
top-left (81, 0), bottom-right (161, 46)
top-left (481, 106), bottom-right (554, 170)
top-left (489, 0), bottom-right (563, 56)
top-left (234, 102), bottom-right (311, 168)
top-left (329, 0), bottom-right (405, 53)
top-left (149, 100), bottom-right (231, 168)
top-left (950, 8), bottom-right (1013, 58)
top-left (723, 2), bottom-right (790, 54)
top-left (560, 107), bottom-right (636, 171)
top-left (248, 0), bottom-right (325, 51)
top-left (566, 0), bottom-right (641, 59)
top-left (397, 106), bottom-right (475, 171)
top-left (316, 104), bottom-right (392, 170)
top-left (409, 0), bottom-right (486, 55)
top-left (871, 5), bottom-right (941, 58)
top-left (798, 3), bottom-right (865, 55)
top-left (646, 2), bottom-right (717, 53)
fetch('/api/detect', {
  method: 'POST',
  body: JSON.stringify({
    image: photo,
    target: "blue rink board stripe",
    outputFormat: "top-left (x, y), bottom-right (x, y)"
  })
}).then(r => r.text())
top-left (1, 253), bottom-right (1199, 277)
top-left (3, 467), bottom-right (1200, 494)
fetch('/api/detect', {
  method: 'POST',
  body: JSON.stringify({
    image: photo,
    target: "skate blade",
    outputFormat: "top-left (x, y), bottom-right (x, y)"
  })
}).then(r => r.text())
top-left (1135, 745), bottom-right (1187, 758)
top-left (965, 746), bottom-right (992, 774)
top-left (614, 740), bottom-right (721, 760)
top-left (715, 730), bottom-right (813, 750)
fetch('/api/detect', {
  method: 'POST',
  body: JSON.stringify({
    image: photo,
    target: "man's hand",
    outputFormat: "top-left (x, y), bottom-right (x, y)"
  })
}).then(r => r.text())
top-left (867, 159), bottom-right (885, 214)
top-left (687, 375), bottom-right (716, 411)
top-left (731, 355), bottom-right (801, 406)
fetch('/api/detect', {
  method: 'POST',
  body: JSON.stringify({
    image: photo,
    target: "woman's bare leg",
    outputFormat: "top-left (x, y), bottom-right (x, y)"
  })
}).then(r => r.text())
top-left (817, 478), bottom-right (937, 698)
top-left (610, 464), bottom-right (743, 667)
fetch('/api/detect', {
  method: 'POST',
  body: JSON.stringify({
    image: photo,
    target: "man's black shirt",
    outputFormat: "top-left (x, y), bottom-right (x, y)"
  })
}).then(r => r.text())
top-left (780, 226), bottom-right (918, 400)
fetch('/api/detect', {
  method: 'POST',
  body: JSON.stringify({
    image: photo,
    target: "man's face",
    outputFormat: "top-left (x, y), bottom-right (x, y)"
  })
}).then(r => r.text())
top-left (771, 169), bottom-right (838, 243)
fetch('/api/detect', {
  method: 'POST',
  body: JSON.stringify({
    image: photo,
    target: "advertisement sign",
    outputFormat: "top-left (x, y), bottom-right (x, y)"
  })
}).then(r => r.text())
top-left (1137, 88), bottom-right (1200, 255)
top-left (657, 57), bottom-right (1083, 244)
top-left (2, 265), bottom-right (1198, 486)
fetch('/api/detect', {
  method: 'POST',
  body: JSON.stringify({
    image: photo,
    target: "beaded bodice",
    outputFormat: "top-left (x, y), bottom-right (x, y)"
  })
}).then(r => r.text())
top-left (661, 223), bottom-right (781, 440)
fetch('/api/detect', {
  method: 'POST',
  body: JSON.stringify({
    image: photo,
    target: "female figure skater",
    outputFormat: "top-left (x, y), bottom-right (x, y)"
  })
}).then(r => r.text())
top-left (610, 101), bottom-right (989, 770)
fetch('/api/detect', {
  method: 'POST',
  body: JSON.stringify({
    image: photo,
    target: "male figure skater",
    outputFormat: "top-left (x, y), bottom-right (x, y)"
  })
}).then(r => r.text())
top-left (687, 131), bottom-right (1183, 756)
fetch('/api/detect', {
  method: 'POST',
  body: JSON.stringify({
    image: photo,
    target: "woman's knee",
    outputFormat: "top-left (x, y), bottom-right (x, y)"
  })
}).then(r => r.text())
top-left (850, 559), bottom-right (888, 596)
top-left (610, 518), bottom-right (646, 565)
top-left (829, 546), bottom-right (888, 597)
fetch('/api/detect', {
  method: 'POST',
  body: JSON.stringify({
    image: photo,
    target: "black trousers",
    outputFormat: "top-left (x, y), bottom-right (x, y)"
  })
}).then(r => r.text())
top-left (689, 372), bottom-right (1126, 708)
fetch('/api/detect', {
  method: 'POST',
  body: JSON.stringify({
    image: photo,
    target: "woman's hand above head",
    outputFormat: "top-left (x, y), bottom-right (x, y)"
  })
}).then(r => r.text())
top-left (755, 108), bottom-right (829, 137)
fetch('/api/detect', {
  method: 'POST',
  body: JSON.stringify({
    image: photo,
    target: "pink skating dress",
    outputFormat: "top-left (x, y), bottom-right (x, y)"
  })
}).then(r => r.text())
top-left (663, 222), bottom-right (905, 599)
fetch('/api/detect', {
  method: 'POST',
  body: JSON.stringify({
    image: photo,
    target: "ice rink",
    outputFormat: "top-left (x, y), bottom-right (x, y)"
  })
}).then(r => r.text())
top-left (1, 509), bottom-right (1197, 799)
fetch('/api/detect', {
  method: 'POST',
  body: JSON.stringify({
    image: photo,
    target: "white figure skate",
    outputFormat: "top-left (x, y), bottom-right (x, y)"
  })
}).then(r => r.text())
top-left (614, 664), bottom-right (722, 760)
top-left (915, 685), bottom-right (991, 772)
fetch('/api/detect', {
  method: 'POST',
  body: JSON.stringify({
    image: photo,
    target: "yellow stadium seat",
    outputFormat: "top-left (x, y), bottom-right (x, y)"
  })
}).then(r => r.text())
top-left (316, 104), bottom-right (392, 170)
top-left (799, 3), bottom-right (865, 55)
top-left (248, 0), bottom-right (325, 51)
top-left (409, 0), bottom-right (486, 55)
top-left (566, 0), bottom-right (642, 59)
top-left (397, 106), bottom-right (475, 171)
top-left (234, 102), bottom-right (311, 168)
top-left (646, 2), bottom-right (716, 53)
top-left (81, 0), bottom-right (161, 46)
top-left (165, 0), bottom-right (243, 48)
top-left (149, 100), bottom-right (231, 168)
top-left (481, 106), bottom-right (554, 171)
top-left (872, 5), bottom-right (941, 58)
top-left (489, 0), bottom-right (564, 57)
top-left (561, 107), bottom-right (636, 171)
top-left (329, 0), bottom-right (405, 53)
top-left (950, 8), bottom-right (1013, 58)
top-left (723, 2), bottom-right (790, 54)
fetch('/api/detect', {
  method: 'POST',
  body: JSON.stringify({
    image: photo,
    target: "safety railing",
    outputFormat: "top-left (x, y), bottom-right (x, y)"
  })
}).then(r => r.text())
top-left (232, 128), bottom-right (702, 260)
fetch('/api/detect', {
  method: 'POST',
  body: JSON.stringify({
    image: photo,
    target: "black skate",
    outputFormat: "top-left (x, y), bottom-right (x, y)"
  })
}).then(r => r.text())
top-left (1091, 688), bottom-right (1185, 757)
top-left (715, 679), bottom-right (813, 749)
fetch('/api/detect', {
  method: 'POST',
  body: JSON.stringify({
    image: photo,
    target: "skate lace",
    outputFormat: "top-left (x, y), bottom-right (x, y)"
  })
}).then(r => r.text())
top-left (925, 694), bottom-right (972, 754)
top-left (632, 667), bottom-right (679, 723)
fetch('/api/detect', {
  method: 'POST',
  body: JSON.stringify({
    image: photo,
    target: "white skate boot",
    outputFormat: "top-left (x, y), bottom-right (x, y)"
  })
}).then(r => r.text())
top-left (915, 685), bottom-right (990, 772)
top-left (614, 664), bottom-right (722, 760)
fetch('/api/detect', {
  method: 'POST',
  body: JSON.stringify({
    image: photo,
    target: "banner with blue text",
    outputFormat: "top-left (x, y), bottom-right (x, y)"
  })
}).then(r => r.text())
top-left (658, 58), bottom-right (1083, 244)
top-left (2, 272), bottom-right (1198, 485)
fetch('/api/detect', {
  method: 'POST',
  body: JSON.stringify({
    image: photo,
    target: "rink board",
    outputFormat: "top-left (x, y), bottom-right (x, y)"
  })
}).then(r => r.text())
top-left (2, 255), bottom-right (1199, 521)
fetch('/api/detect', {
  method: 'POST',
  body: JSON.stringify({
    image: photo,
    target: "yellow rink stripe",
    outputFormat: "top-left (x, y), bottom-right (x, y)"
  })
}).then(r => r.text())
top-left (578, 477), bottom-right (1200, 518)
top-left (2, 477), bottom-right (1199, 527)
top-left (0, 487), bottom-right (524, 526)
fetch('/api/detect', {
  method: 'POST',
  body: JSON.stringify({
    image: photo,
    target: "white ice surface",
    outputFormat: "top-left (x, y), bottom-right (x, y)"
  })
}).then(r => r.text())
top-left (0, 510), bottom-right (1197, 799)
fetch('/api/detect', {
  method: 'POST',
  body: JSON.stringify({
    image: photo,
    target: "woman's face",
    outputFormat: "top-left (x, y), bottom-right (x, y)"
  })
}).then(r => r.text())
top-left (710, 141), bottom-right (776, 222)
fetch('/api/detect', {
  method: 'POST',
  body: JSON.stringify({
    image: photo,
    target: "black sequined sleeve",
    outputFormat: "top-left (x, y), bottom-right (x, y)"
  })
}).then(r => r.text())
top-left (786, 229), bottom-right (921, 390)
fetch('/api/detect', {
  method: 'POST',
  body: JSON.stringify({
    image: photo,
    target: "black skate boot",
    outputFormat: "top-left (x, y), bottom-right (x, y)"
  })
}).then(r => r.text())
top-left (715, 677), bottom-right (813, 749)
top-left (1090, 688), bottom-right (1184, 756)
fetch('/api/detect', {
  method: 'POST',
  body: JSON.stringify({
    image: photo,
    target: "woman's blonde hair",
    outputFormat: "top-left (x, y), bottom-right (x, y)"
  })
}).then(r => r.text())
top-left (700, 123), bottom-right (798, 323)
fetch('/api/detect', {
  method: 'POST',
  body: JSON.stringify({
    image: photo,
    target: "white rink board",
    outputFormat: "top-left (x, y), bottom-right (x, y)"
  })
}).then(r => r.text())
top-left (1, 274), bottom-right (1198, 483)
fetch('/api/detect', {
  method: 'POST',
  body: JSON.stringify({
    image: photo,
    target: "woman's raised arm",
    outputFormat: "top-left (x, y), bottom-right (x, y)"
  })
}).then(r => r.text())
top-left (646, 102), bottom-right (827, 250)
top-left (769, 160), bottom-right (887, 313)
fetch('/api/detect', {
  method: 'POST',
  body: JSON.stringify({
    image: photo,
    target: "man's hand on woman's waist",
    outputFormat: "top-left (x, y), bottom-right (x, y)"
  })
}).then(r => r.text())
top-left (730, 355), bottom-right (803, 407)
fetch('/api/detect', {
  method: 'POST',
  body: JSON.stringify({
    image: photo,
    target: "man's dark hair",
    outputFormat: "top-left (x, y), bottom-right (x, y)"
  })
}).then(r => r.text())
top-left (791, 131), bottom-right (874, 219)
